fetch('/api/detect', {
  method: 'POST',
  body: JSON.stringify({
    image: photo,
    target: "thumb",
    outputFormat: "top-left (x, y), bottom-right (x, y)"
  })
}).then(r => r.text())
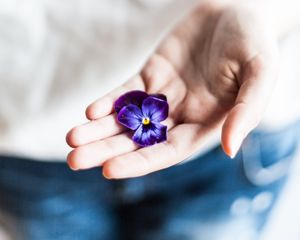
top-left (221, 55), bottom-right (278, 158)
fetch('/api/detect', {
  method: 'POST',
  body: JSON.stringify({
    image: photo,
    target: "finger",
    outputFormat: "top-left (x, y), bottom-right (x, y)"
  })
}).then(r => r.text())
top-left (157, 78), bottom-right (187, 119)
top-left (222, 55), bottom-right (278, 158)
top-left (141, 54), bottom-right (179, 92)
top-left (86, 75), bottom-right (145, 120)
top-left (66, 114), bottom-right (125, 148)
top-left (143, 59), bottom-right (187, 122)
top-left (86, 54), bottom-right (187, 121)
top-left (102, 123), bottom-right (219, 179)
top-left (67, 119), bottom-right (176, 171)
top-left (67, 83), bottom-right (178, 148)
top-left (67, 133), bottom-right (138, 170)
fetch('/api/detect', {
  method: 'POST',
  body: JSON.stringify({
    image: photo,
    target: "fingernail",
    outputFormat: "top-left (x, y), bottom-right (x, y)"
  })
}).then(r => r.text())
top-left (102, 170), bottom-right (112, 179)
top-left (69, 165), bottom-right (78, 171)
top-left (230, 136), bottom-right (243, 159)
top-left (102, 173), bottom-right (110, 179)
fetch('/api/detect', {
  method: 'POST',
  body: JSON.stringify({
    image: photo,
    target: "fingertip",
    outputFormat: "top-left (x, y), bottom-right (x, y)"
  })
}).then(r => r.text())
top-left (102, 161), bottom-right (118, 179)
top-left (221, 106), bottom-right (246, 159)
top-left (221, 139), bottom-right (233, 159)
top-left (85, 97), bottom-right (114, 120)
top-left (66, 129), bottom-right (75, 148)
top-left (103, 156), bottom-right (136, 179)
top-left (67, 150), bottom-right (80, 171)
top-left (85, 104), bottom-right (96, 120)
top-left (221, 124), bottom-right (236, 158)
top-left (66, 127), bottom-right (81, 148)
top-left (69, 145), bottom-right (104, 171)
top-left (221, 110), bottom-right (233, 158)
top-left (221, 134), bottom-right (242, 159)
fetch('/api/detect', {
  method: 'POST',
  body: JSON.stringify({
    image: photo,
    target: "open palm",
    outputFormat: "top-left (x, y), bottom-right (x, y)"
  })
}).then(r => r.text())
top-left (66, 2), bottom-right (278, 178)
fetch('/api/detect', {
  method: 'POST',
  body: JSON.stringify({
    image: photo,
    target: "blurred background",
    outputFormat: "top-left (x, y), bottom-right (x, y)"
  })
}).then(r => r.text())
top-left (0, 0), bottom-right (300, 239)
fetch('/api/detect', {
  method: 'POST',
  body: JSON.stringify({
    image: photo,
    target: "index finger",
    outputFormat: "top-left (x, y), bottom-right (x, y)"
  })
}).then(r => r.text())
top-left (85, 75), bottom-right (145, 120)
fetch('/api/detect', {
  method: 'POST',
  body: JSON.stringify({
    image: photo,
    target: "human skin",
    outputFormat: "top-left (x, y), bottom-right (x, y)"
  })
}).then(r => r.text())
top-left (66, 1), bottom-right (281, 178)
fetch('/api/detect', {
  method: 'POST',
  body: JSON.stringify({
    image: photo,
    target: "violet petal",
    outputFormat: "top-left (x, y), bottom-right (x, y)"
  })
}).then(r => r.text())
top-left (117, 104), bottom-right (143, 130)
top-left (150, 93), bottom-right (167, 101)
top-left (132, 122), bottom-right (167, 147)
top-left (114, 90), bottom-right (148, 113)
top-left (142, 96), bottom-right (169, 123)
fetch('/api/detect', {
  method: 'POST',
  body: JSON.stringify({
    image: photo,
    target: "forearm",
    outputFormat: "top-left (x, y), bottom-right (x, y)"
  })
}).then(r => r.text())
top-left (256, 0), bottom-right (300, 38)
top-left (202, 0), bottom-right (300, 37)
top-left (236, 0), bottom-right (300, 38)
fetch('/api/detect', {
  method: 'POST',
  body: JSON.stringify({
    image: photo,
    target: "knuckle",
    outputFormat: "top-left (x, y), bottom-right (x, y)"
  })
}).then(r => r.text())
top-left (102, 140), bottom-right (114, 157)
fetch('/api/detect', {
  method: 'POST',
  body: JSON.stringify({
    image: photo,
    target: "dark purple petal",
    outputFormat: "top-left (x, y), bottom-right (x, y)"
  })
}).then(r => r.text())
top-left (114, 90), bottom-right (148, 113)
top-left (142, 96), bottom-right (169, 122)
top-left (117, 104), bottom-right (143, 130)
top-left (149, 93), bottom-right (167, 101)
top-left (132, 122), bottom-right (167, 147)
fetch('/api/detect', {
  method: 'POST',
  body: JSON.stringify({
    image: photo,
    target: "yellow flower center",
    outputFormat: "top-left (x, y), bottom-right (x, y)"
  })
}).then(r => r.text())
top-left (142, 117), bottom-right (150, 125)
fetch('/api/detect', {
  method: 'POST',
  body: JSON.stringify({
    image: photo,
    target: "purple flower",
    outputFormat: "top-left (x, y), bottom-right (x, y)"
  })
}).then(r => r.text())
top-left (114, 90), bottom-right (169, 147)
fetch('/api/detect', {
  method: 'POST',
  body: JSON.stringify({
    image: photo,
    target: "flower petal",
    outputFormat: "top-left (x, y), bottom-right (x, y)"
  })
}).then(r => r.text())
top-left (142, 96), bottom-right (169, 122)
top-left (117, 104), bottom-right (143, 130)
top-left (132, 122), bottom-right (167, 147)
top-left (149, 93), bottom-right (167, 101)
top-left (114, 90), bottom-right (149, 113)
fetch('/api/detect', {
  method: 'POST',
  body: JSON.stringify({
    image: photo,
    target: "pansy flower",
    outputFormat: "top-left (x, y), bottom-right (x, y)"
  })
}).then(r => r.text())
top-left (114, 90), bottom-right (169, 147)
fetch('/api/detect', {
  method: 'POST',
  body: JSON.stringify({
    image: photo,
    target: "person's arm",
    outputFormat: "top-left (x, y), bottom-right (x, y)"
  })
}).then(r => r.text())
top-left (206, 0), bottom-right (300, 36)
top-left (65, 0), bottom-right (298, 179)
top-left (261, 0), bottom-right (300, 37)
top-left (229, 0), bottom-right (300, 37)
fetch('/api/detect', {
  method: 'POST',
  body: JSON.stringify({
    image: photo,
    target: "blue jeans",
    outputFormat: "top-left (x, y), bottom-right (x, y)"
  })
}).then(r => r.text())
top-left (0, 121), bottom-right (299, 240)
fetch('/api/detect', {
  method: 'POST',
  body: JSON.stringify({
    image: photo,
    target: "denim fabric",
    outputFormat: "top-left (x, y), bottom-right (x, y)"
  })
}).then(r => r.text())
top-left (0, 120), bottom-right (299, 240)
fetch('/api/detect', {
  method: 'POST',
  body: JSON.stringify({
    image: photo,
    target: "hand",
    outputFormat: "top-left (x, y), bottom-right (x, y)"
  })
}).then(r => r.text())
top-left (66, 2), bottom-right (278, 178)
